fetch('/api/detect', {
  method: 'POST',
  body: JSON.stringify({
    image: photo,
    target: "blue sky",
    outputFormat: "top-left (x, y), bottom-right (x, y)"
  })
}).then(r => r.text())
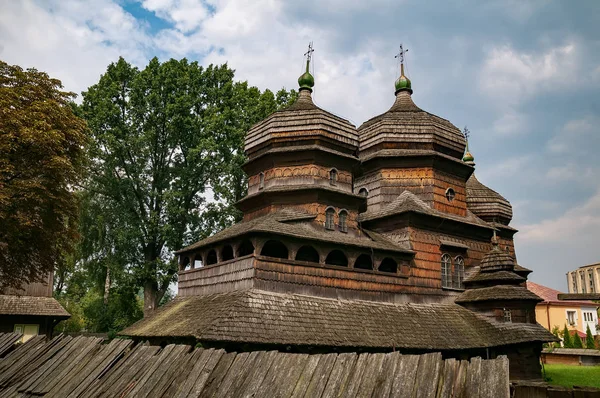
top-left (1, 0), bottom-right (599, 290)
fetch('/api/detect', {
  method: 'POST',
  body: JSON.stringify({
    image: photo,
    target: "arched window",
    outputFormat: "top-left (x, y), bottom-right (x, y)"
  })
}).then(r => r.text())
top-left (358, 188), bottom-right (368, 197)
top-left (329, 168), bottom-right (338, 185)
top-left (194, 258), bottom-right (204, 268)
top-left (295, 245), bottom-right (320, 263)
top-left (206, 250), bottom-right (218, 265)
top-left (181, 256), bottom-right (191, 271)
top-left (441, 254), bottom-right (452, 288)
top-left (338, 210), bottom-right (348, 233)
top-left (325, 250), bottom-right (348, 267)
top-left (354, 254), bottom-right (373, 270)
top-left (325, 207), bottom-right (335, 230)
top-left (260, 240), bottom-right (288, 259)
top-left (221, 245), bottom-right (234, 261)
top-left (237, 239), bottom-right (254, 257)
top-left (379, 258), bottom-right (398, 273)
top-left (259, 172), bottom-right (265, 190)
top-left (454, 256), bottom-right (465, 289)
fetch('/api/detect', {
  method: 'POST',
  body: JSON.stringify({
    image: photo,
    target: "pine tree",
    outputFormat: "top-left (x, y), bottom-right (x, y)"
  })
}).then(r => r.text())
top-left (573, 332), bottom-right (583, 348)
top-left (562, 325), bottom-right (573, 348)
top-left (585, 325), bottom-right (595, 349)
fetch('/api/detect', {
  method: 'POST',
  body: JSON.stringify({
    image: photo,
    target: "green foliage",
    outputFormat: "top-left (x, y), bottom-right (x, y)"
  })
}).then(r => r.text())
top-left (0, 60), bottom-right (87, 289)
top-left (572, 332), bottom-right (583, 348)
top-left (79, 56), bottom-right (295, 314)
top-left (544, 364), bottom-right (600, 388)
top-left (585, 325), bottom-right (595, 349)
top-left (562, 325), bottom-right (573, 348)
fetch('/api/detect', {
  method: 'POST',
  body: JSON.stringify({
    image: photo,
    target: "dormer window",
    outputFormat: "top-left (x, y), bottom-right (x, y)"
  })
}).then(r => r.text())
top-left (259, 172), bottom-right (265, 190)
top-left (445, 188), bottom-right (455, 202)
top-left (329, 168), bottom-right (338, 185)
top-left (325, 207), bottom-right (335, 230)
top-left (338, 210), bottom-right (348, 233)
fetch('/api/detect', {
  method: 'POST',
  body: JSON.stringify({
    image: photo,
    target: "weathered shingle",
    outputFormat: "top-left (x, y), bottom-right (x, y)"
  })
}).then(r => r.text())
top-left (0, 295), bottom-right (70, 317)
top-left (120, 289), bottom-right (555, 350)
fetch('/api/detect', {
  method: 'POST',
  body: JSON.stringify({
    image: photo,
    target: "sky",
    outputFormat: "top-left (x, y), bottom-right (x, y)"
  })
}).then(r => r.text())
top-left (1, 0), bottom-right (599, 291)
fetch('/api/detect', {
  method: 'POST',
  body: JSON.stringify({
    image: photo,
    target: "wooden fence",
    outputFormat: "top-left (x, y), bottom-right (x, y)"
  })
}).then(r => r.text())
top-left (0, 333), bottom-right (511, 397)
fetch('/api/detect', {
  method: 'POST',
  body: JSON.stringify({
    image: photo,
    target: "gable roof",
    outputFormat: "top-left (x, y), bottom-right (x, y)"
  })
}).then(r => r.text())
top-left (121, 289), bottom-right (556, 350)
top-left (0, 295), bottom-right (70, 318)
top-left (526, 281), bottom-right (598, 307)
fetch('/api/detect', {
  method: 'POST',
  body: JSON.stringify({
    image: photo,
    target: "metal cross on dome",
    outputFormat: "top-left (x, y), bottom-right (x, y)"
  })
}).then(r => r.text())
top-left (463, 126), bottom-right (470, 140)
top-left (395, 44), bottom-right (408, 64)
top-left (304, 42), bottom-right (314, 63)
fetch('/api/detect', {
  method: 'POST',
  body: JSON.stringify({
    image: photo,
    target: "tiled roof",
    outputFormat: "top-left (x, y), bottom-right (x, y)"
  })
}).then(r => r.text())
top-left (177, 209), bottom-right (412, 254)
top-left (358, 190), bottom-right (492, 229)
top-left (121, 289), bottom-right (556, 349)
top-left (0, 295), bottom-right (70, 317)
top-left (525, 281), bottom-right (597, 306)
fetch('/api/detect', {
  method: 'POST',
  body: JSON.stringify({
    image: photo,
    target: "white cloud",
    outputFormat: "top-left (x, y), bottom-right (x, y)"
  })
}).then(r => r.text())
top-left (545, 163), bottom-right (594, 182)
top-left (491, 110), bottom-right (529, 136)
top-left (517, 189), bottom-right (600, 243)
top-left (547, 115), bottom-right (598, 154)
top-left (141, 0), bottom-right (209, 33)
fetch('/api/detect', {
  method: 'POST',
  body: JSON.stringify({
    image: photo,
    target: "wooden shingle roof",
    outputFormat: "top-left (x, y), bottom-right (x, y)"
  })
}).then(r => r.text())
top-left (120, 289), bottom-right (556, 349)
top-left (466, 173), bottom-right (513, 224)
top-left (0, 295), bottom-right (69, 318)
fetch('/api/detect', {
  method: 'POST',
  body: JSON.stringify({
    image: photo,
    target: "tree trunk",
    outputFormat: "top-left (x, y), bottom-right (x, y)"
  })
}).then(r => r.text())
top-left (103, 266), bottom-right (110, 305)
top-left (143, 279), bottom-right (158, 317)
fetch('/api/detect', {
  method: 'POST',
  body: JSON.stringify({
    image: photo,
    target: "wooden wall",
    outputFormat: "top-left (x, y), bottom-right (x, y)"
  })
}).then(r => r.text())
top-left (1, 272), bottom-right (53, 297)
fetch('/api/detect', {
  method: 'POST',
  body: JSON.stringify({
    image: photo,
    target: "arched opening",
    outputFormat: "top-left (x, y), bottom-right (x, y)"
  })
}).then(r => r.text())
top-left (206, 249), bottom-right (218, 265)
top-left (325, 207), bottom-right (335, 230)
top-left (358, 188), bottom-right (368, 197)
top-left (221, 245), bottom-right (234, 261)
top-left (354, 254), bottom-right (373, 270)
top-left (379, 258), bottom-right (398, 273)
top-left (325, 250), bottom-right (348, 267)
top-left (237, 239), bottom-right (254, 257)
top-left (329, 168), bottom-right (338, 185)
top-left (259, 172), bottom-right (265, 189)
top-left (194, 258), bottom-right (203, 268)
top-left (260, 240), bottom-right (289, 259)
top-left (454, 256), bottom-right (465, 289)
top-left (295, 245), bottom-right (320, 263)
top-left (181, 256), bottom-right (191, 271)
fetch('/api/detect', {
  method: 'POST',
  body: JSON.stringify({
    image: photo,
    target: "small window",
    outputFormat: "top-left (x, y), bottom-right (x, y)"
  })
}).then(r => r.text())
top-left (567, 310), bottom-right (576, 325)
top-left (329, 169), bottom-right (338, 185)
top-left (441, 254), bottom-right (452, 288)
top-left (580, 271), bottom-right (586, 293)
top-left (445, 188), bottom-right (455, 202)
top-left (503, 309), bottom-right (512, 323)
top-left (453, 256), bottom-right (465, 289)
top-left (589, 270), bottom-right (595, 293)
top-left (338, 210), bottom-right (348, 233)
top-left (572, 273), bottom-right (578, 293)
top-left (358, 188), bottom-right (368, 197)
top-left (259, 172), bottom-right (265, 190)
top-left (325, 208), bottom-right (335, 230)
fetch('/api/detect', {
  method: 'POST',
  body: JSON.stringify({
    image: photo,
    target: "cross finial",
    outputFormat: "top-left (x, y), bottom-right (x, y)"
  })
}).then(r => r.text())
top-left (304, 42), bottom-right (314, 64)
top-left (395, 44), bottom-right (408, 65)
top-left (463, 126), bottom-right (470, 141)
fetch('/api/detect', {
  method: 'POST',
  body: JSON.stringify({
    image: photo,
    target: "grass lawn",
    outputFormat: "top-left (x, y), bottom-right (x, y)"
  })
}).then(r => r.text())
top-left (544, 364), bottom-right (600, 388)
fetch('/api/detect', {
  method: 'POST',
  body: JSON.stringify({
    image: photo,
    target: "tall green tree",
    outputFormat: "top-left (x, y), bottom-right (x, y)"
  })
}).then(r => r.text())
top-left (81, 57), bottom-right (295, 315)
top-left (562, 325), bottom-right (573, 348)
top-left (573, 332), bottom-right (584, 348)
top-left (0, 60), bottom-right (87, 289)
top-left (585, 325), bottom-right (595, 349)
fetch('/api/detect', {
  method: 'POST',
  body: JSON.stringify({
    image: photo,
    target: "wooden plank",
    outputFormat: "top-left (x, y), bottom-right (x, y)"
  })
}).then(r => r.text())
top-left (197, 351), bottom-right (237, 398)
top-left (187, 349), bottom-right (226, 397)
top-left (356, 353), bottom-right (387, 397)
top-left (276, 353), bottom-right (311, 398)
top-left (159, 347), bottom-right (208, 398)
top-left (389, 354), bottom-right (420, 398)
top-left (123, 344), bottom-right (179, 398)
top-left (0, 335), bottom-right (46, 376)
top-left (253, 352), bottom-right (295, 397)
top-left (371, 352), bottom-right (401, 398)
top-left (464, 356), bottom-right (482, 398)
top-left (412, 352), bottom-right (442, 398)
top-left (321, 352), bottom-right (359, 398)
top-left (289, 353), bottom-right (321, 398)
top-left (142, 344), bottom-right (191, 398)
top-left (172, 348), bottom-right (220, 398)
top-left (0, 333), bottom-right (22, 357)
top-left (211, 351), bottom-right (254, 397)
top-left (343, 353), bottom-right (371, 397)
top-left (452, 360), bottom-right (469, 398)
top-left (479, 355), bottom-right (509, 398)
top-left (232, 350), bottom-right (278, 398)
top-left (219, 350), bottom-right (262, 397)
top-left (302, 353), bottom-right (338, 398)
top-left (437, 358), bottom-right (458, 398)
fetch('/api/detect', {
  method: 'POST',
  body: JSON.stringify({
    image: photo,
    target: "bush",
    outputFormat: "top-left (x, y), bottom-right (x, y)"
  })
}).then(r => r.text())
top-left (585, 325), bottom-right (595, 349)
top-left (572, 332), bottom-right (583, 348)
top-left (562, 325), bottom-right (572, 348)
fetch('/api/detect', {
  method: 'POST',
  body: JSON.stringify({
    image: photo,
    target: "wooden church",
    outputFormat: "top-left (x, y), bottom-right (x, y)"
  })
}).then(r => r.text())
top-left (122, 45), bottom-right (555, 380)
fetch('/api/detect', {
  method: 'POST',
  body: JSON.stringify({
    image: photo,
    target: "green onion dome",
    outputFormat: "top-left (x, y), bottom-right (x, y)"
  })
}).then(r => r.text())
top-left (394, 64), bottom-right (412, 94)
top-left (463, 151), bottom-right (474, 163)
top-left (298, 60), bottom-right (314, 91)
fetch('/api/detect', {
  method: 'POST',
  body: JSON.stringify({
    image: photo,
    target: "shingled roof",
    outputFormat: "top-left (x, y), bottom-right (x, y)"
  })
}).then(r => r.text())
top-left (526, 281), bottom-right (598, 307)
top-left (358, 91), bottom-right (466, 157)
top-left (466, 173), bottom-right (513, 224)
top-left (244, 90), bottom-right (358, 155)
top-left (121, 289), bottom-right (555, 349)
top-left (358, 190), bottom-right (492, 229)
top-left (177, 209), bottom-right (412, 254)
top-left (0, 295), bottom-right (70, 318)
